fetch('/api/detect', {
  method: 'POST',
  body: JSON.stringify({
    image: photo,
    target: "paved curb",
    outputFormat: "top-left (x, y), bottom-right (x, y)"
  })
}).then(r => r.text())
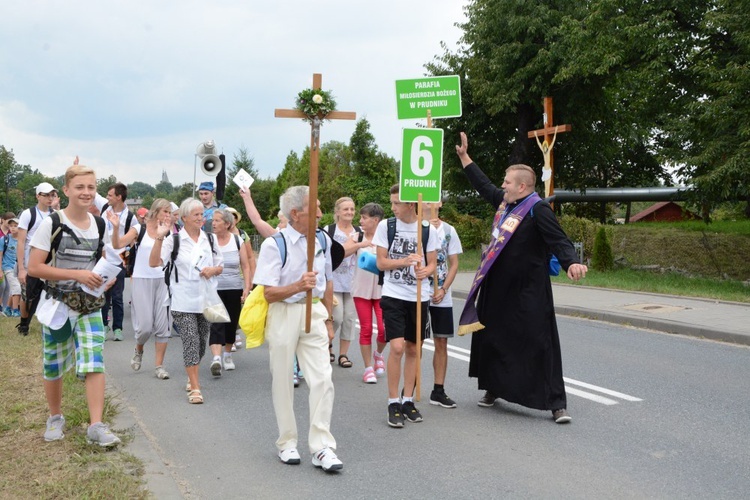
top-left (110, 380), bottom-right (192, 499)
top-left (553, 306), bottom-right (750, 347)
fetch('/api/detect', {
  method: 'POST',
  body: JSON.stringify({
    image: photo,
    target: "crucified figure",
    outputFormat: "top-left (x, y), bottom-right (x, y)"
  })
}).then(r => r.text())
top-left (534, 126), bottom-right (558, 198)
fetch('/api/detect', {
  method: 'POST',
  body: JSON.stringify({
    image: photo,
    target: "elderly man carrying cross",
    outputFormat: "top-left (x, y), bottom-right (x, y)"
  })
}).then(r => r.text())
top-left (253, 185), bottom-right (343, 472)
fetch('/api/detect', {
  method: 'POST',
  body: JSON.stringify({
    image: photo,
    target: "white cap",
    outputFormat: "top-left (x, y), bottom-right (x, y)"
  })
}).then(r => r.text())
top-left (170, 202), bottom-right (179, 212)
top-left (36, 182), bottom-right (57, 195)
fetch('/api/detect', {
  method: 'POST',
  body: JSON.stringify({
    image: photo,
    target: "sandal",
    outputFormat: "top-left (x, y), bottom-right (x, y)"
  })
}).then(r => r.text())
top-left (188, 389), bottom-right (204, 404)
top-left (329, 344), bottom-right (335, 363)
top-left (338, 354), bottom-right (353, 368)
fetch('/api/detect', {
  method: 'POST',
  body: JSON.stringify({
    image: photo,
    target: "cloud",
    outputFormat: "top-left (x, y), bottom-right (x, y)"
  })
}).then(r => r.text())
top-left (0, 0), bottom-right (467, 187)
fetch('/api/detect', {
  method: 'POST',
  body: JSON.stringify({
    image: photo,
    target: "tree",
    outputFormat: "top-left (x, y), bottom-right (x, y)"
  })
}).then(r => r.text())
top-left (97, 175), bottom-right (118, 197)
top-left (427, 0), bottom-right (688, 217)
top-left (127, 181), bottom-right (156, 199)
top-left (155, 180), bottom-right (174, 195)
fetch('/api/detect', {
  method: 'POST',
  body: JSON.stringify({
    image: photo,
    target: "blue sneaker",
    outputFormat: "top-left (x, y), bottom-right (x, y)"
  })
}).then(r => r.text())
top-left (3, 306), bottom-right (12, 316)
top-left (11, 309), bottom-right (21, 317)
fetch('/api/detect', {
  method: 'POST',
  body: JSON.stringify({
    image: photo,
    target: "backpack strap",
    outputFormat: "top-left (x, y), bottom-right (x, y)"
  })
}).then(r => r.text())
top-left (234, 234), bottom-right (242, 250)
top-left (206, 232), bottom-right (216, 256)
top-left (27, 208), bottom-right (36, 232)
top-left (316, 229), bottom-right (328, 254)
top-left (272, 232), bottom-right (287, 268)
top-left (162, 232), bottom-right (181, 299)
top-left (93, 215), bottom-right (105, 261)
top-left (124, 211), bottom-right (134, 234)
top-left (355, 226), bottom-right (364, 242)
top-left (325, 224), bottom-right (336, 240)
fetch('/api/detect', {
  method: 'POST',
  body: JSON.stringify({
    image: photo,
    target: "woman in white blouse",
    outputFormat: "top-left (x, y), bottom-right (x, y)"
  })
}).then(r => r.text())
top-left (149, 198), bottom-right (223, 404)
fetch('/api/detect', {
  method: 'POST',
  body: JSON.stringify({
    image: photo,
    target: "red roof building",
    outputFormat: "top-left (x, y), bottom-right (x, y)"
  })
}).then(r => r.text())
top-left (629, 201), bottom-right (701, 223)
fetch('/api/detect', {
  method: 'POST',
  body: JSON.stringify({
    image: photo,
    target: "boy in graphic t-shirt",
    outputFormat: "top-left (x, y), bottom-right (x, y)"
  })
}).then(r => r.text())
top-left (373, 184), bottom-right (437, 429)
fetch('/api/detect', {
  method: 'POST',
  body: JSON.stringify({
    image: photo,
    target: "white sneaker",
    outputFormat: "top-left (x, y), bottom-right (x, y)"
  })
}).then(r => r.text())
top-left (210, 358), bottom-right (222, 377)
top-left (44, 414), bottom-right (65, 442)
top-left (312, 448), bottom-right (343, 472)
top-left (86, 422), bottom-right (121, 448)
top-left (223, 356), bottom-right (235, 371)
top-left (231, 344), bottom-right (237, 352)
top-left (278, 448), bottom-right (301, 465)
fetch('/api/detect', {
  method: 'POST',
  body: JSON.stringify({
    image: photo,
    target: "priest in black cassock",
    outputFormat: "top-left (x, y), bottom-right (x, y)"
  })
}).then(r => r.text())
top-left (455, 132), bottom-right (588, 424)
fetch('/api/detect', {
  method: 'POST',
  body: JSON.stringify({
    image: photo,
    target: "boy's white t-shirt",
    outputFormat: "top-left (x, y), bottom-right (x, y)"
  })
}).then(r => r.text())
top-left (372, 218), bottom-right (437, 303)
top-left (430, 221), bottom-right (463, 308)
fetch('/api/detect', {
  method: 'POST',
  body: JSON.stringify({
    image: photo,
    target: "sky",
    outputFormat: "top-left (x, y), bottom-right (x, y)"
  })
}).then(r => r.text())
top-left (0, 0), bottom-right (468, 188)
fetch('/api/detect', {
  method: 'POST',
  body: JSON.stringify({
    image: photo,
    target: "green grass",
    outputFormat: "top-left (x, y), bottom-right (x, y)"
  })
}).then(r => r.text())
top-left (0, 318), bottom-right (147, 500)
top-left (457, 248), bottom-right (749, 303)
top-left (552, 268), bottom-right (750, 303)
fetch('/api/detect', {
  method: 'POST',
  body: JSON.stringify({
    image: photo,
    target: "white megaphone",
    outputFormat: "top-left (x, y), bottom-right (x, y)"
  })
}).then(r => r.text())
top-left (196, 140), bottom-right (221, 177)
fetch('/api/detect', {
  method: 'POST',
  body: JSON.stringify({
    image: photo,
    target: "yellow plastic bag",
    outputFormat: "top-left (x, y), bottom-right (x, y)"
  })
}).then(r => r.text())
top-left (239, 285), bottom-right (268, 349)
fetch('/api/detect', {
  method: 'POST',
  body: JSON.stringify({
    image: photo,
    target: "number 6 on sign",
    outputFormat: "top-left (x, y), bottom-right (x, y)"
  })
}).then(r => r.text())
top-left (400, 128), bottom-right (444, 203)
top-left (411, 136), bottom-right (433, 176)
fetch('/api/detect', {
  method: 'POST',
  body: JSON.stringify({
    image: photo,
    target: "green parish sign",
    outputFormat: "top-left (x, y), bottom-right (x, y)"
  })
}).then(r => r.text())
top-left (395, 76), bottom-right (462, 120)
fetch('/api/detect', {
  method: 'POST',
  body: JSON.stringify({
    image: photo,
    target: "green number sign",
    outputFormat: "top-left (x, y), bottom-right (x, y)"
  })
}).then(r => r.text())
top-left (395, 76), bottom-right (462, 120)
top-left (400, 128), bottom-right (444, 203)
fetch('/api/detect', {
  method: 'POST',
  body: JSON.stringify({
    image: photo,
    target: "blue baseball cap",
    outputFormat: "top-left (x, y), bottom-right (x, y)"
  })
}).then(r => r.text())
top-left (198, 181), bottom-right (214, 192)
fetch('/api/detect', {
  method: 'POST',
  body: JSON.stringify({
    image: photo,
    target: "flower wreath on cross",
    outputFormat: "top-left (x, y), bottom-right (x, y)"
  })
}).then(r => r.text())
top-left (296, 88), bottom-right (337, 123)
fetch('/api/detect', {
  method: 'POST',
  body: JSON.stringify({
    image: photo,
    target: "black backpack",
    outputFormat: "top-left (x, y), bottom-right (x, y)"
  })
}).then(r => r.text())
top-left (45, 212), bottom-right (106, 266)
top-left (378, 217), bottom-right (430, 286)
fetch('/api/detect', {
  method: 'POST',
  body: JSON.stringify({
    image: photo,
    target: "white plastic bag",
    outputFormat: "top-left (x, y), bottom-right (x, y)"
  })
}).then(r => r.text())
top-left (200, 278), bottom-right (230, 323)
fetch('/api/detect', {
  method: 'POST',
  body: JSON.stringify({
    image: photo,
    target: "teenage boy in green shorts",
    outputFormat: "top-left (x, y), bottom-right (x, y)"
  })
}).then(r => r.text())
top-left (27, 164), bottom-right (121, 447)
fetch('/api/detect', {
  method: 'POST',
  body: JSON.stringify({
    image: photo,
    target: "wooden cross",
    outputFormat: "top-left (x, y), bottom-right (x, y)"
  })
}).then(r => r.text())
top-left (275, 73), bottom-right (356, 332)
top-left (527, 97), bottom-right (572, 198)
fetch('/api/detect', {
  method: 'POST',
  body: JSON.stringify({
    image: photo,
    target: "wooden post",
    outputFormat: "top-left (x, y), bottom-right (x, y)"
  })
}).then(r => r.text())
top-left (415, 193), bottom-right (423, 401)
top-left (274, 73), bottom-right (356, 331)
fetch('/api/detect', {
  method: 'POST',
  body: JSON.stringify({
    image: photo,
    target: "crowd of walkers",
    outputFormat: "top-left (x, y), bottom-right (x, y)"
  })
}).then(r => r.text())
top-left (25, 135), bottom-right (588, 471)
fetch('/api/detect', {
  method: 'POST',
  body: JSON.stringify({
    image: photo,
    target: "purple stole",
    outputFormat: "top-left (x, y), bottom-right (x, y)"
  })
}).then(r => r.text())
top-left (458, 192), bottom-right (541, 335)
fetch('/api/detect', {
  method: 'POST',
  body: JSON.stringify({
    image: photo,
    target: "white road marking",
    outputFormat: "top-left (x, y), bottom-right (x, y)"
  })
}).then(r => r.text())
top-left (421, 339), bottom-right (643, 405)
top-left (563, 377), bottom-right (643, 402)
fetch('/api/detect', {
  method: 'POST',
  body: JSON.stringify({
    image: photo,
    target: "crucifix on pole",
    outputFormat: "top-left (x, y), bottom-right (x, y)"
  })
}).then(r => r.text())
top-left (527, 97), bottom-right (572, 199)
top-left (274, 73), bottom-right (356, 332)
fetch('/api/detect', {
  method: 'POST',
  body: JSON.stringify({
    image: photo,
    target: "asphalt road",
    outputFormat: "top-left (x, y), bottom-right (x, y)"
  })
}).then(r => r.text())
top-left (105, 292), bottom-right (750, 499)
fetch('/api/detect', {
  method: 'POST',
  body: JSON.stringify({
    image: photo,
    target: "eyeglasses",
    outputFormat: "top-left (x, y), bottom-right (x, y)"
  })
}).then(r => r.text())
top-left (38, 192), bottom-right (58, 198)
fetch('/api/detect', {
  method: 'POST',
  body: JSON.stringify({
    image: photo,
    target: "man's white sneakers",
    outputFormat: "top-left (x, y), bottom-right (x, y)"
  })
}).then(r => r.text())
top-left (278, 448), bottom-right (301, 465)
top-left (312, 448), bottom-right (343, 472)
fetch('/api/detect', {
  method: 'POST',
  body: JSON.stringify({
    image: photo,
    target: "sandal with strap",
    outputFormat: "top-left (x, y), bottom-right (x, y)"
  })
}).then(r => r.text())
top-left (188, 389), bottom-right (204, 404)
top-left (338, 354), bottom-right (353, 368)
top-left (329, 344), bottom-right (335, 363)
